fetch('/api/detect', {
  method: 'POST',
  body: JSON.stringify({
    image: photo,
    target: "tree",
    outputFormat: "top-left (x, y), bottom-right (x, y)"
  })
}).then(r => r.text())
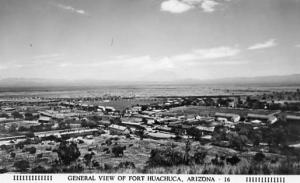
top-left (24, 112), bottom-right (34, 120)
top-left (10, 152), bottom-right (16, 158)
top-left (18, 126), bottom-right (29, 132)
top-left (84, 152), bottom-right (95, 168)
top-left (193, 151), bottom-right (207, 164)
top-left (226, 155), bottom-right (241, 165)
top-left (186, 127), bottom-right (201, 140)
top-left (117, 161), bottom-right (135, 169)
top-left (55, 141), bottom-right (81, 165)
top-left (136, 128), bottom-right (145, 140)
top-left (212, 125), bottom-right (227, 141)
top-left (147, 147), bottom-right (185, 167)
top-left (184, 140), bottom-right (191, 164)
top-left (27, 147), bottom-right (36, 154)
top-left (89, 115), bottom-right (102, 121)
top-left (112, 145), bottom-right (126, 157)
top-left (110, 117), bottom-right (121, 124)
top-left (227, 132), bottom-right (248, 151)
top-left (8, 123), bottom-right (18, 133)
top-left (142, 118), bottom-right (147, 124)
top-left (253, 152), bottom-right (265, 162)
top-left (81, 121), bottom-right (97, 128)
top-left (31, 165), bottom-right (48, 173)
top-left (0, 113), bottom-right (9, 118)
top-left (14, 160), bottom-right (30, 172)
top-left (11, 111), bottom-right (23, 119)
top-left (58, 121), bottom-right (70, 129)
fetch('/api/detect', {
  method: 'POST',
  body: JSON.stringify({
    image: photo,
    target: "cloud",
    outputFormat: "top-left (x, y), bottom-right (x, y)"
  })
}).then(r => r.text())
top-left (200, 0), bottom-right (219, 12)
top-left (248, 39), bottom-right (277, 50)
top-left (56, 4), bottom-right (87, 15)
top-left (170, 46), bottom-right (240, 61)
top-left (0, 65), bottom-right (7, 70)
top-left (32, 53), bottom-right (65, 64)
top-left (296, 44), bottom-right (300, 48)
top-left (161, 0), bottom-right (194, 13)
top-left (160, 0), bottom-right (228, 14)
top-left (33, 53), bottom-right (63, 60)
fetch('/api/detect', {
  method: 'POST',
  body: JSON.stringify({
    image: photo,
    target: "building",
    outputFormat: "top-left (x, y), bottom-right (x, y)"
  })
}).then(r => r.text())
top-left (34, 128), bottom-right (101, 139)
top-left (38, 116), bottom-right (51, 123)
top-left (146, 132), bottom-right (176, 140)
top-left (108, 124), bottom-right (130, 135)
top-left (120, 121), bottom-right (144, 129)
top-left (1, 107), bottom-right (15, 112)
top-left (105, 106), bottom-right (116, 112)
top-left (247, 113), bottom-right (277, 124)
top-left (196, 125), bottom-right (215, 135)
top-left (215, 112), bottom-right (240, 122)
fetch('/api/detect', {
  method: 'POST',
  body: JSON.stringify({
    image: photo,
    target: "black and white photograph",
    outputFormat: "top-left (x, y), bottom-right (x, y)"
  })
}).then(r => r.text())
top-left (1, 0), bottom-right (300, 176)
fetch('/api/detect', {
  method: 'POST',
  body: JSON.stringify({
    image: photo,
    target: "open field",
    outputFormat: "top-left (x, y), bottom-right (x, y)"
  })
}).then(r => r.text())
top-left (87, 98), bottom-right (163, 111)
top-left (169, 106), bottom-right (279, 117)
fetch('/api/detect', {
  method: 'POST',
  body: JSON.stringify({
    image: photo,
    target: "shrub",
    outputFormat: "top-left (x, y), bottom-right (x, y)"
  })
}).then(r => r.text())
top-left (56, 141), bottom-right (81, 165)
top-left (226, 155), bottom-right (241, 165)
top-left (104, 163), bottom-right (113, 170)
top-left (193, 151), bottom-right (207, 164)
top-left (84, 152), bottom-right (95, 167)
top-left (105, 139), bottom-right (112, 146)
top-left (14, 160), bottom-right (30, 172)
top-left (117, 161), bottom-right (135, 169)
top-left (36, 153), bottom-right (43, 159)
top-left (0, 168), bottom-right (8, 174)
top-left (10, 152), bottom-right (16, 158)
top-left (23, 146), bottom-right (37, 154)
top-left (276, 160), bottom-right (297, 174)
top-left (112, 145), bottom-right (126, 157)
top-left (62, 164), bottom-right (84, 173)
top-left (31, 165), bottom-right (48, 173)
top-left (92, 160), bottom-right (100, 167)
top-left (253, 152), bottom-right (265, 162)
top-left (147, 148), bottom-right (185, 167)
top-left (211, 155), bottom-right (224, 166)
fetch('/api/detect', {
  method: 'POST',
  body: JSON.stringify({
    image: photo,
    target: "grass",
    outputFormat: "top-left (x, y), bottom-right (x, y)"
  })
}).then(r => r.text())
top-left (1, 134), bottom-right (300, 174)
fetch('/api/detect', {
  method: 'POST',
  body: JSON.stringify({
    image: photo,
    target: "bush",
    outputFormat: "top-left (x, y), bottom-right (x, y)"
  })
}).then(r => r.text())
top-left (193, 151), bottom-right (207, 164)
top-left (211, 155), bottom-right (224, 166)
top-left (275, 160), bottom-right (297, 174)
top-left (226, 155), bottom-right (241, 165)
top-left (84, 152), bottom-right (95, 167)
top-left (117, 161), bottom-right (135, 169)
top-left (112, 145), bottom-right (126, 157)
top-left (62, 164), bottom-right (84, 173)
top-left (31, 165), bottom-right (48, 173)
top-left (18, 126), bottom-right (29, 132)
top-left (25, 146), bottom-right (36, 154)
top-left (14, 160), bottom-right (30, 172)
top-left (56, 141), bottom-right (81, 165)
top-left (0, 168), bottom-right (8, 174)
top-left (104, 163), bottom-right (113, 170)
top-left (44, 135), bottom-right (60, 142)
top-left (36, 153), bottom-right (43, 159)
top-left (92, 160), bottom-right (100, 167)
top-left (10, 152), bottom-right (16, 158)
top-left (105, 139), bottom-right (112, 146)
top-left (15, 142), bottom-right (24, 149)
top-left (253, 152), bottom-right (265, 162)
top-left (147, 148), bottom-right (185, 167)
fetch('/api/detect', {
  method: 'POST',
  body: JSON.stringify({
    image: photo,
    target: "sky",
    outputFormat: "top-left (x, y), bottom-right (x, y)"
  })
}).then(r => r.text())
top-left (0, 0), bottom-right (300, 81)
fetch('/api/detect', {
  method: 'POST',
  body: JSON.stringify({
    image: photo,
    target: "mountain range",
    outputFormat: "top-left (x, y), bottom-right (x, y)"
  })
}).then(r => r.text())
top-left (0, 74), bottom-right (300, 88)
